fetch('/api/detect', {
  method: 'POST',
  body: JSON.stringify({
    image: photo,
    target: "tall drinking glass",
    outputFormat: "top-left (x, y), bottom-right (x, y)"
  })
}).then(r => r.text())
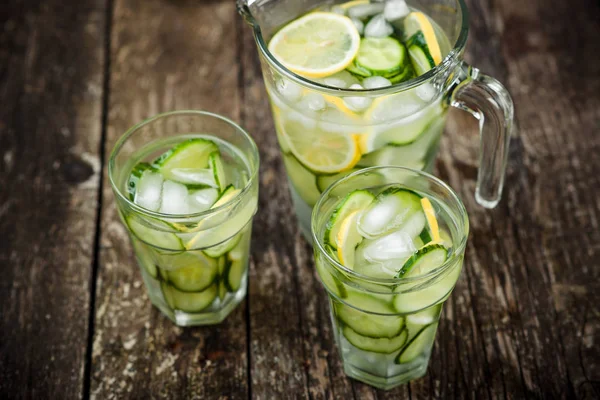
top-left (239, 0), bottom-right (512, 239)
top-left (109, 111), bottom-right (259, 326)
top-left (311, 166), bottom-right (469, 389)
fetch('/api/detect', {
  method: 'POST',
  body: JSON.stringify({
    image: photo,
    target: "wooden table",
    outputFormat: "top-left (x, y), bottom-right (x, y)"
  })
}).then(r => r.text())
top-left (1, 0), bottom-right (599, 398)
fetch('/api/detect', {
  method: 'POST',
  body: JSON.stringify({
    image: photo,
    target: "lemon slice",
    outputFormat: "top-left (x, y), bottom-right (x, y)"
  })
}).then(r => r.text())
top-left (268, 12), bottom-right (361, 79)
top-left (403, 12), bottom-right (442, 74)
top-left (420, 197), bottom-right (441, 243)
top-left (339, 0), bottom-right (369, 10)
top-left (336, 211), bottom-right (363, 269)
top-left (280, 119), bottom-right (361, 174)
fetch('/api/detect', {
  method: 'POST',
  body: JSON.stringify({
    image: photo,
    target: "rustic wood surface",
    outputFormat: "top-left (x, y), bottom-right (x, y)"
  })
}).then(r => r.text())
top-left (1, 0), bottom-right (599, 398)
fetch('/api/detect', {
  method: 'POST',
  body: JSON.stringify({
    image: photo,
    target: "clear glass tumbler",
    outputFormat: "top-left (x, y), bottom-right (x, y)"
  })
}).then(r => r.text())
top-left (239, 0), bottom-right (512, 239)
top-left (109, 111), bottom-right (259, 326)
top-left (311, 166), bottom-right (469, 389)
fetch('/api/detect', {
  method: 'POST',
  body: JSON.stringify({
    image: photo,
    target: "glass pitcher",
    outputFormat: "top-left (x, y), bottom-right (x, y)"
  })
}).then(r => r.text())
top-left (238, 0), bottom-right (513, 239)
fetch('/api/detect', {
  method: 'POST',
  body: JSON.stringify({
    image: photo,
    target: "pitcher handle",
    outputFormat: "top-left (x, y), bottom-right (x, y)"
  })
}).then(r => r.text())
top-left (450, 62), bottom-right (514, 209)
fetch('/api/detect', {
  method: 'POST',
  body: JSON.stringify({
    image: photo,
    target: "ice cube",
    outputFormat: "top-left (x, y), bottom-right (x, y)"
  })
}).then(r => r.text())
top-left (331, 5), bottom-right (346, 15)
top-left (361, 230), bottom-right (417, 263)
top-left (319, 108), bottom-right (358, 134)
top-left (286, 108), bottom-right (318, 129)
top-left (343, 84), bottom-right (373, 112)
top-left (159, 180), bottom-right (189, 214)
top-left (134, 170), bottom-right (164, 212)
top-left (348, 3), bottom-right (385, 20)
top-left (364, 14), bottom-right (394, 38)
top-left (351, 18), bottom-right (364, 35)
top-left (169, 168), bottom-right (217, 187)
top-left (384, 0), bottom-right (410, 21)
top-left (358, 194), bottom-right (417, 238)
top-left (322, 70), bottom-right (360, 89)
top-left (188, 187), bottom-right (219, 213)
top-left (300, 93), bottom-right (326, 111)
top-left (362, 76), bottom-right (392, 89)
top-left (416, 83), bottom-right (437, 102)
top-left (276, 79), bottom-right (302, 103)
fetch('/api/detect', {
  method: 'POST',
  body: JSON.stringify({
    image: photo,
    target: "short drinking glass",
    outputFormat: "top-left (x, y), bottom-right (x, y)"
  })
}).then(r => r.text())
top-left (311, 166), bottom-right (468, 389)
top-left (109, 111), bottom-right (259, 326)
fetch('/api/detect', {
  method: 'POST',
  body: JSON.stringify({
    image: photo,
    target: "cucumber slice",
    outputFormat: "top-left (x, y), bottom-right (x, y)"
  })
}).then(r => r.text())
top-left (127, 162), bottom-right (153, 201)
top-left (394, 258), bottom-right (461, 314)
top-left (316, 247), bottom-right (348, 298)
top-left (346, 61), bottom-right (372, 78)
top-left (218, 279), bottom-right (228, 300)
top-left (395, 323), bottom-right (438, 364)
top-left (132, 239), bottom-right (158, 278)
top-left (126, 216), bottom-right (184, 251)
top-left (203, 232), bottom-right (241, 258)
top-left (154, 139), bottom-right (218, 181)
top-left (406, 31), bottom-right (435, 76)
top-left (325, 190), bottom-right (375, 249)
top-left (208, 151), bottom-right (228, 193)
top-left (224, 258), bottom-right (245, 292)
top-left (161, 281), bottom-right (217, 313)
top-left (397, 244), bottom-right (447, 278)
top-left (224, 233), bottom-right (249, 292)
top-left (336, 295), bottom-right (404, 338)
top-left (357, 145), bottom-right (422, 169)
top-left (357, 187), bottom-right (423, 239)
top-left (419, 228), bottom-right (433, 245)
top-left (388, 65), bottom-right (415, 84)
top-left (283, 154), bottom-right (321, 207)
top-left (343, 326), bottom-right (408, 353)
top-left (165, 252), bottom-right (218, 292)
top-left (356, 37), bottom-right (406, 77)
top-left (406, 303), bottom-right (442, 325)
top-left (316, 168), bottom-right (360, 193)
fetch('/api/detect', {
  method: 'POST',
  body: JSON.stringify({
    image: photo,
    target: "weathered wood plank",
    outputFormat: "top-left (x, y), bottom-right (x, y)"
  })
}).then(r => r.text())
top-left (0, 0), bottom-right (106, 398)
top-left (237, 20), bottom-right (311, 399)
top-left (495, 0), bottom-right (600, 398)
top-left (90, 0), bottom-right (247, 398)
top-left (426, 0), bottom-right (600, 398)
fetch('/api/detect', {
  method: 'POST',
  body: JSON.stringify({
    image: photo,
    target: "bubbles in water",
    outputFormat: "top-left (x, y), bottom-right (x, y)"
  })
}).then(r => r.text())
top-left (364, 14), bottom-right (394, 38)
top-left (384, 0), bottom-right (410, 21)
top-left (362, 76), bottom-right (392, 89)
top-left (159, 180), bottom-right (188, 214)
top-left (135, 170), bottom-right (163, 212)
top-left (343, 84), bottom-right (373, 112)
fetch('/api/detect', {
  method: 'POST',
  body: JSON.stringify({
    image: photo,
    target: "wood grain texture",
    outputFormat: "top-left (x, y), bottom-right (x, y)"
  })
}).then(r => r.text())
top-left (237, 20), bottom-right (311, 399)
top-left (0, 0), bottom-right (106, 398)
top-left (90, 0), bottom-right (247, 398)
top-left (1, 0), bottom-right (599, 398)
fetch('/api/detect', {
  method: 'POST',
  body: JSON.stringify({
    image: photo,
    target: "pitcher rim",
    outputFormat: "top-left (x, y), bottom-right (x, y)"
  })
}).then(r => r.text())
top-left (244, 0), bottom-right (470, 95)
